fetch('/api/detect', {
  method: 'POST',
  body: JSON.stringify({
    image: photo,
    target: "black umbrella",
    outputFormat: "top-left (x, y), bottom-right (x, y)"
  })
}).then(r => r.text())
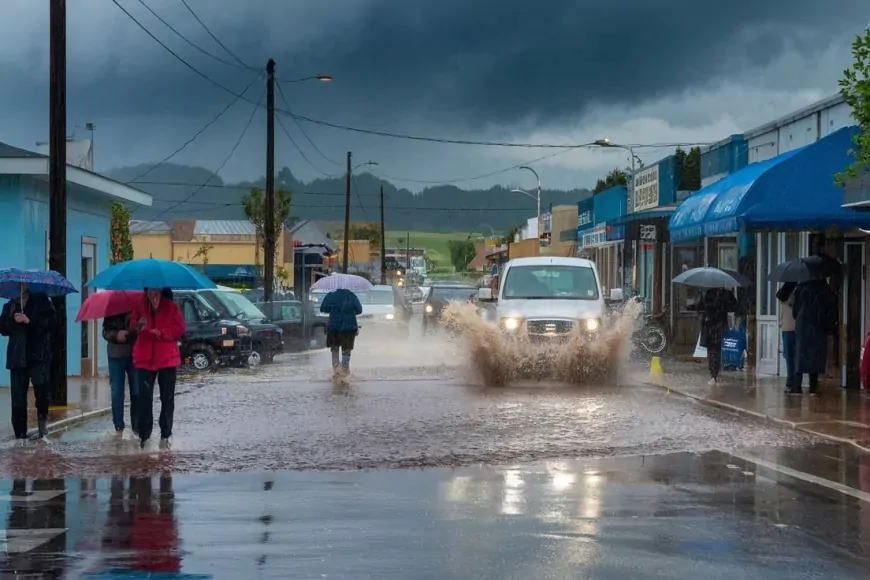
top-left (768, 254), bottom-right (841, 283)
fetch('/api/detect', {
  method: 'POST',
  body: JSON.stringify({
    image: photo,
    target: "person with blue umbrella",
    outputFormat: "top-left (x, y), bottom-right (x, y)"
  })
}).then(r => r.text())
top-left (0, 268), bottom-right (75, 439)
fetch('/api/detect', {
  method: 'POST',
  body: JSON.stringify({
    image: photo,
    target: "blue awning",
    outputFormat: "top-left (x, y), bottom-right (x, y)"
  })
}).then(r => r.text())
top-left (669, 126), bottom-right (870, 242)
top-left (202, 264), bottom-right (258, 279)
top-left (610, 204), bottom-right (678, 226)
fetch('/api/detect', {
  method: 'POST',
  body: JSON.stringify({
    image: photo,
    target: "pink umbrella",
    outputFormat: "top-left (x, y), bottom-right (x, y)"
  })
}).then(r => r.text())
top-left (75, 290), bottom-right (144, 322)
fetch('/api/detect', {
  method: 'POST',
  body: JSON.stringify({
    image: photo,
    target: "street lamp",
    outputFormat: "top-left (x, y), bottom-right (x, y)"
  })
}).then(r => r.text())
top-left (594, 139), bottom-right (642, 207)
top-left (282, 74), bottom-right (334, 83)
top-left (342, 158), bottom-right (380, 273)
top-left (512, 165), bottom-right (541, 224)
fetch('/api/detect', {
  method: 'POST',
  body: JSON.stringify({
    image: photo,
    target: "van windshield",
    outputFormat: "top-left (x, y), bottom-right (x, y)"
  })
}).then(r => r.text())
top-left (502, 265), bottom-right (599, 300)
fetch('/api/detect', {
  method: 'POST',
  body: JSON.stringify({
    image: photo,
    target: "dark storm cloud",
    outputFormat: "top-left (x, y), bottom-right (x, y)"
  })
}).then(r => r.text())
top-left (2, 0), bottom-right (866, 130)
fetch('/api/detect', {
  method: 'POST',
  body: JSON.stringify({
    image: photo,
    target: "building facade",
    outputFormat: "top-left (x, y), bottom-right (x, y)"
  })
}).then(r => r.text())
top-left (0, 142), bottom-right (152, 384)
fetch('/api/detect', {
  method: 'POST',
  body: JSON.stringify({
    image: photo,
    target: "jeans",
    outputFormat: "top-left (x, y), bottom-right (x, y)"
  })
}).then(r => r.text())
top-left (108, 356), bottom-right (139, 432)
top-left (137, 367), bottom-right (177, 441)
top-left (9, 367), bottom-right (50, 439)
top-left (781, 331), bottom-right (802, 392)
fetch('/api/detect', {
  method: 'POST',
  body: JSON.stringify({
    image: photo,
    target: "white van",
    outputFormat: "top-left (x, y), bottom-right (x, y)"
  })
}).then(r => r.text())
top-left (478, 256), bottom-right (604, 340)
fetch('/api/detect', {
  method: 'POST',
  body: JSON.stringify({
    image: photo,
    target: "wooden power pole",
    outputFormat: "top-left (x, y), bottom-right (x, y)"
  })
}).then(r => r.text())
top-left (342, 151), bottom-right (352, 273)
top-left (49, 0), bottom-right (68, 405)
top-left (263, 58), bottom-right (276, 303)
top-left (379, 186), bottom-right (386, 284)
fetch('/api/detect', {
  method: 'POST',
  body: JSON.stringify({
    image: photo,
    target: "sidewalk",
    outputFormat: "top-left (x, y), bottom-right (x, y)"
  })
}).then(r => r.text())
top-left (632, 359), bottom-right (870, 452)
top-left (0, 377), bottom-right (112, 440)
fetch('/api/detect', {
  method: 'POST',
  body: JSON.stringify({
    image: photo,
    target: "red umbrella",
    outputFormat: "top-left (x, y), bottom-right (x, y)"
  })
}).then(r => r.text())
top-left (75, 290), bottom-right (143, 322)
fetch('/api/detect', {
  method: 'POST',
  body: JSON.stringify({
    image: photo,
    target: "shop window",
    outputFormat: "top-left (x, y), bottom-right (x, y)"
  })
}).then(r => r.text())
top-left (783, 232), bottom-right (800, 262)
top-left (673, 243), bottom-right (704, 313)
top-left (758, 233), bottom-right (780, 316)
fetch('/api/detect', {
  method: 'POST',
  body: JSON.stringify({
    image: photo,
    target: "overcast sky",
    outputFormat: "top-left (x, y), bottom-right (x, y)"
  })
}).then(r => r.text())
top-left (0, 0), bottom-right (867, 192)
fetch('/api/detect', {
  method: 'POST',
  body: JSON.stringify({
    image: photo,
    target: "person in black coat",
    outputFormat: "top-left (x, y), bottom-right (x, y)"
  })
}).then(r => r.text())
top-left (0, 289), bottom-right (56, 438)
top-left (792, 278), bottom-right (838, 395)
top-left (701, 288), bottom-right (738, 384)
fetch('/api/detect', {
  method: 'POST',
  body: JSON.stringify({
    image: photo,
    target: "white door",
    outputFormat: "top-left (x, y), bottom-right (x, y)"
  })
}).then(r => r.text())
top-left (81, 238), bottom-right (98, 378)
top-left (757, 233), bottom-right (780, 375)
top-left (777, 233), bottom-right (803, 377)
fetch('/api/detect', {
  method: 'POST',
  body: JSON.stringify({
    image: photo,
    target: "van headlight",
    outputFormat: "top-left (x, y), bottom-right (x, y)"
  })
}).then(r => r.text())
top-left (584, 318), bottom-right (600, 332)
top-left (501, 317), bottom-right (522, 331)
top-left (386, 313), bottom-right (395, 320)
top-left (425, 304), bottom-right (434, 314)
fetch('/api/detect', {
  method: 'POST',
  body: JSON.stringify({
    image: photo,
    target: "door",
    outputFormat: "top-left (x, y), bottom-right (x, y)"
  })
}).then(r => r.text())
top-left (80, 238), bottom-right (98, 378)
top-left (756, 233), bottom-right (780, 375)
top-left (844, 241), bottom-right (865, 390)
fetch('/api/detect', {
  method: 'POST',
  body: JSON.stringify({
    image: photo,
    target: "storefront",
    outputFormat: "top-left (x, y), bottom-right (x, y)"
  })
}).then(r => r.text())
top-left (585, 186), bottom-right (627, 299)
top-left (669, 126), bottom-right (870, 382)
top-left (576, 197), bottom-right (595, 259)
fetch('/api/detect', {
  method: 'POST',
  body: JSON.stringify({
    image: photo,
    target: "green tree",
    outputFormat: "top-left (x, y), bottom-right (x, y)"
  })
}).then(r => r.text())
top-left (190, 243), bottom-right (214, 271)
top-left (242, 187), bottom-right (293, 267)
top-left (593, 168), bottom-right (628, 194)
top-left (447, 239), bottom-right (476, 272)
top-left (110, 201), bottom-right (134, 264)
top-left (675, 146), bottom-right (702, 191)
top-left (348, 222), bottom-right (381, 245)
top-left (837, 27), bottom-right (870, 184)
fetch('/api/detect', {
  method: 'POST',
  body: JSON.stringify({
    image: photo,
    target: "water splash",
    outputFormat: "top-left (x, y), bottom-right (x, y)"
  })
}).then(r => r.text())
top-left (441, 300), bottom-right (645, 387)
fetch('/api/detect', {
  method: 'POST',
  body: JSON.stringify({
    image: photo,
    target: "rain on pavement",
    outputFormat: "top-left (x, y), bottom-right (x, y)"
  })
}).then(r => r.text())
top-left (0, 316), bottom-right (818, 477)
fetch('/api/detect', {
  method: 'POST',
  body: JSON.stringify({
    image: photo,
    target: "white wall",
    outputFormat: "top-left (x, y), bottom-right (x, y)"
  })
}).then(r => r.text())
top-left (748, 99), bottom-right (855, 163)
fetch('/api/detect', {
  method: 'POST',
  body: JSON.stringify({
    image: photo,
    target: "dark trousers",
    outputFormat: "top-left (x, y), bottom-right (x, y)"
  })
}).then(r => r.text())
top-left (109, 356), bottom-right (139, 432)
top-left (781, 331), bottom-right (802, 392)
top-left (706, 330), bottom-right (723, 379)
top-left (9, 367), bottom-right (50, 439)
top-left (137, 367), bottom-right (176, 441)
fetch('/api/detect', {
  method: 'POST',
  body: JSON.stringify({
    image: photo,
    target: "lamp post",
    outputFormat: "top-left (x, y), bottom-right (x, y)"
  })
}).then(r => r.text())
top-left (512, 165), bottom-right (541, 223)
top-left (593, 139), bottom-right (642, 210)
top-left (342, 158), bottom-right (380, 273)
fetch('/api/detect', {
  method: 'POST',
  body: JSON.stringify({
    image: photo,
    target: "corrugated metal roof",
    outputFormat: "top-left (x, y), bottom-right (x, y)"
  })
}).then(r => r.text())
top-left (130, 220), bottom-right (171, 234)
top-left (0, 141), bottom-right (44, 159)
top-left (193, 220), bottom-right (256, 235)
top-left (288, 220), bottom-right (336, 250)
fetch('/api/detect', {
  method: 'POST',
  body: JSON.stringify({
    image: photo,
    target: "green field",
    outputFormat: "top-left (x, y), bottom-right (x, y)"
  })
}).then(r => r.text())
top-left (386, 230), bottom-right (484, 270)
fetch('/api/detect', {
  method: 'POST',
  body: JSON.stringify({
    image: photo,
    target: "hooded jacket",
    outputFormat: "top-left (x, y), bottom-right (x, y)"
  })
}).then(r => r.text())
top-left (0, 292), bottom-right (55, 372)
top-left (129, 291), bottom-right (186, 371)
top-left (319, 289), bottom-right (363, 333)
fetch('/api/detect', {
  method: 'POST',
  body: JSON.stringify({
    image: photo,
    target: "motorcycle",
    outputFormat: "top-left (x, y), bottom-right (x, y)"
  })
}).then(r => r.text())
top-left (633, 315), bottom-right (668, 356)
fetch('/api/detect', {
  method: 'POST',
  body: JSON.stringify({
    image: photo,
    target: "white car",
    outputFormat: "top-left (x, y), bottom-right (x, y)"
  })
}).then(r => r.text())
top-left (478, 256), bottom-right (604, 341)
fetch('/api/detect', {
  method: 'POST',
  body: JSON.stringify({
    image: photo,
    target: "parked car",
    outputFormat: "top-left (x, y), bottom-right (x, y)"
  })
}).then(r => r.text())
top-left (172, 292), bottom-right (253, 372)
top-left (178, 289), bottom-right (284, 365)
top-left (258, 300), bottom-right (326, 351)
top-left (422, 284), bottom-right (478, 332)
top-left (354, 285), bottom-right (412, 336)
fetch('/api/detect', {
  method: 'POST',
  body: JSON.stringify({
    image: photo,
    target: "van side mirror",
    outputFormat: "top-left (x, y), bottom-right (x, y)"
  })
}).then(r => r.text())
top-left (478, 288), bottom-right (494, 302)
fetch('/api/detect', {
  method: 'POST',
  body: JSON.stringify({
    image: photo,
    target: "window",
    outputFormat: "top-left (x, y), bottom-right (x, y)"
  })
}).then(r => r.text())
top-left (502, 265), bottom-right (599, 300)
top-left (358, 290), bottom-right (394, 305)
top-left (180, 298), bottom-right (199, 323)
top-left (673, 243), bottom-right (704, 313)
top-left (212, 291), bottom-right (266, 320)
top-left (428, 287), bottom-right (477, 302)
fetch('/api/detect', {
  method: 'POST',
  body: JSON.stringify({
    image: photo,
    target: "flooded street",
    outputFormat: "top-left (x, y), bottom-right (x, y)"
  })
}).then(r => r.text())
top-left (0, 324), bottom-right (817, 477)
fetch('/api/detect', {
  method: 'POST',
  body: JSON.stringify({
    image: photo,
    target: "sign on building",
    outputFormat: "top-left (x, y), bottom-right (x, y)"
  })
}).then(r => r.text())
top-left (640, 224), bottom-right (657, 242)
top-left (582, 224), bottom-right (608, 248)
top-left (578, 209), bottom-right (592, 228)
top-left (633, 164), bottom-right (660, 212)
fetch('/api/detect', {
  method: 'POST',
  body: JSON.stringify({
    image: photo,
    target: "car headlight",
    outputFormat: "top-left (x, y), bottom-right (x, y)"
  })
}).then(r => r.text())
top-left (386, 313), bottom-right (395, 320)
top-left (584, 318), bottom-right (600, 332)
top-left (236, 325), bottom-right (249, 336)
top-left (425, 304), bottom-right (433, 313)
top-left (501, 317), bottom-right (521, 331)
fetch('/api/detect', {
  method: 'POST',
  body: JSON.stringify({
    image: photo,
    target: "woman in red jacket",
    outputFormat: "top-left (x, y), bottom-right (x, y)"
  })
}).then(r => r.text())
top-left (130, 288), bottom-right (186, 449)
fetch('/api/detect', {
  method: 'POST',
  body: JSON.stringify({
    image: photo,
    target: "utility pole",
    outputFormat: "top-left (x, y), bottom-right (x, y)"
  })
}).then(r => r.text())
top-left (379, 185), bottom-right (386, 285)
top-left (342, 151), bottom-right (352, 273)
top-left (406, 232), bottom-right (411, 272)
top-left (49, 0), bottom-right (68, 406)
top-left (263, 59), bottom-right (276, 303)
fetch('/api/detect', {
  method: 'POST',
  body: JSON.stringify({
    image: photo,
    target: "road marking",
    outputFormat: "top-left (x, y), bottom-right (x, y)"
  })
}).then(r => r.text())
top-left (729, 451), bottom-right (870, 503)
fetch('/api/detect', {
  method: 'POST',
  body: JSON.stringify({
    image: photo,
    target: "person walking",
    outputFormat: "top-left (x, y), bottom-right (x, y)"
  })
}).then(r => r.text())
top-left (700, 287), bottom-right (737, 385)
top-left (131, 288), bottom-right (185, 449)
top-left (103, 312), bottom-right (139, 435)
top-left (792, 278), bottom-right (838, 396)
top-left (777, 282), bottom-right (801, 394)
top-left (0, 288), bottom-right (56, 439)
top-left (319, 288), bottom-right (362, 375)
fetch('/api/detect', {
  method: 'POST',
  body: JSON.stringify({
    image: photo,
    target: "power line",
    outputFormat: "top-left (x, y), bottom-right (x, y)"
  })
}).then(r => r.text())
top-left (143, 86), bottom-right (265, 221)
top-left (275, 114), bottom-right (341, 178)
top-left (275, 79), bottom-right (341, 166)
top-left (142, 201), bottom-right (548, 213)
top-left (124, 71), bottom-right (263, 184)
top-left (179, 0), bottom-right (251, 69)
top-left (134, 0), bottom-right (256, 70)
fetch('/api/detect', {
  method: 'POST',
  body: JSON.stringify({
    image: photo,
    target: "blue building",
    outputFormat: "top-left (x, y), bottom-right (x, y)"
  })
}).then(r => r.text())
top-left (0, 142), bottom-right (152, 386)
top-left (580, 186), bottom-right (626, 299)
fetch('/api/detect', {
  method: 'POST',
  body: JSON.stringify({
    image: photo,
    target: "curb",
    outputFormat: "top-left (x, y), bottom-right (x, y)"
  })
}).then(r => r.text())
top-left (32, 407), bottom-right (113, 439)
top-left (639, 378), bottom-right (870, 454)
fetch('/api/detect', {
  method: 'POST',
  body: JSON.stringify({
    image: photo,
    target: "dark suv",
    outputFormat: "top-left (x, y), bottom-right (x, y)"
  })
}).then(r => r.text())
top-left (422, 284), bottom-right (477, 332)
top-left (172, 292), bottom-right (253, 371)
top-left (185, 289), bottom-right (284, 365)
top-left (258, 300), bottom-right (322, 351)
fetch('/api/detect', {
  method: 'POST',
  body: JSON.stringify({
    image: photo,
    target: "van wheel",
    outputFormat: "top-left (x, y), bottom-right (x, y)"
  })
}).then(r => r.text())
top-left (189, 345), bottom-right (216, 372)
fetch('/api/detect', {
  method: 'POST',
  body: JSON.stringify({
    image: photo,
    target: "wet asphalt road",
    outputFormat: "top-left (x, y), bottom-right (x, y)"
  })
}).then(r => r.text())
top-left (0, 337), bottom-right (816, 477)
top-left (2, 451), bottom-right (869, 579)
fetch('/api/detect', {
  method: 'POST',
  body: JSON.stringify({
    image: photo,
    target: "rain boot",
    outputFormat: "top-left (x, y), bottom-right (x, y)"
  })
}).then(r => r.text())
top-left (37, 416), bottom-right (48, 438)
top-left (341, 353), bottom-right (351, 374)
top-left (331, 348), bottom-right (341, 374)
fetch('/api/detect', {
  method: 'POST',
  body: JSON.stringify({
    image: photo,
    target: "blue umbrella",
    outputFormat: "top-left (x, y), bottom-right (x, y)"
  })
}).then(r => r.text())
top-left (87, 258), bottom-right (217, 291)
top-left (0, 267), bottom-right (78, 299)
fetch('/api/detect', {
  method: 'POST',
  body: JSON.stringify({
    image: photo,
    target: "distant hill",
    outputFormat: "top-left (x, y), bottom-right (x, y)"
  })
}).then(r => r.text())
top-left (108, 163), bottom-right (590, 232)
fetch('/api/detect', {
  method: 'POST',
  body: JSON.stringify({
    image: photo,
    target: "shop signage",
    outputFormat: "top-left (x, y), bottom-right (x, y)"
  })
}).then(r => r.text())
top-left (578, 209), bottom-right (592, 228)
top-left (542, 212), bottom-right (552, 234)
top-left (639, 224), bottom-right (657, 242)
top-left (633, 164), bottom-right (660, 212)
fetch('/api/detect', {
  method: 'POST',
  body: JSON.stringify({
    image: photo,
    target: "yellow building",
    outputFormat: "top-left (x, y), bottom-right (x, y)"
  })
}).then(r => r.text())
top-left (130, 219), bottom-right (294, 288)
top-left (333, 239), bottom-right (379, 268)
